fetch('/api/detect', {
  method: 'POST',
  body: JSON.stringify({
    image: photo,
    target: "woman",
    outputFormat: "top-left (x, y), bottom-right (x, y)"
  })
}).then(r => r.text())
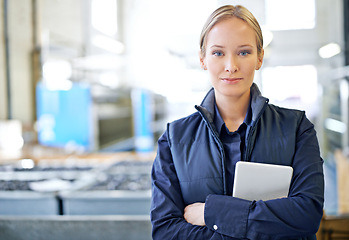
top-left (150, 5), bottom-right (324, 240)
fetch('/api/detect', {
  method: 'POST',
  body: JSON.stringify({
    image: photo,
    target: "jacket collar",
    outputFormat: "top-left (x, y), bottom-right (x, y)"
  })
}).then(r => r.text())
top-left (250, 83), bottom-right (269, 123)
top-left (197, 83), bottom-right (269, 125)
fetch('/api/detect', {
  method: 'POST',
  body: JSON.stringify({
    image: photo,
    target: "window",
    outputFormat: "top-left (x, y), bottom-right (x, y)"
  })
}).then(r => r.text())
top-left (261, 65), bottom-right (318, 115)
top-left (91, 0), bottom-right (118, 36)
top-left (265, 0), bottom-right (316, 31)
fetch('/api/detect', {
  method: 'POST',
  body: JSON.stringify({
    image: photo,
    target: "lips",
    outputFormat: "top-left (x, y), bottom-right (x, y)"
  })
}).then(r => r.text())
top-left (221, 77), bottom-right (243, 84)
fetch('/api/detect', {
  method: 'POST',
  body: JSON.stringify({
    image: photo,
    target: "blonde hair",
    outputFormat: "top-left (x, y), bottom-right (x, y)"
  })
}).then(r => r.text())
top-left (199, 5), bottom-right (263, 58)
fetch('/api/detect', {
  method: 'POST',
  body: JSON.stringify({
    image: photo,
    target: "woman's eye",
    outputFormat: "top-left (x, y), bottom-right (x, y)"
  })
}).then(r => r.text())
top-left (239, 51), bottom-right (250, 56)
top-left (213, 51), bottom-right (223, 56)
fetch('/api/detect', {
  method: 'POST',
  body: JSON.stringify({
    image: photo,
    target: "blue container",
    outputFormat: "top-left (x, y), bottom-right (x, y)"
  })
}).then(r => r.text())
top-left (132, 89), bottom-right (154, 152)
top-left (36, 82), bottom-right (93, 150)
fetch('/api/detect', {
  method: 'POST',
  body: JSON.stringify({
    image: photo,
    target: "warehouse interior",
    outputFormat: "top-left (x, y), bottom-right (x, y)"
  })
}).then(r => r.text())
top-left (0, 0), bottom-right (349, 239)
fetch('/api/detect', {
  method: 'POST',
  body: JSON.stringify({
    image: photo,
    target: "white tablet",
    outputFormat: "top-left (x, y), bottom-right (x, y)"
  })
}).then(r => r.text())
top-left (232, 161), bottom-right (293, 201)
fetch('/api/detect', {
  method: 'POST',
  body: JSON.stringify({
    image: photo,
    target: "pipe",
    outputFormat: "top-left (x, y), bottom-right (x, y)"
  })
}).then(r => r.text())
top-left (31, 0), bottom-right (39, 123)
top-left (344, 0), bottom-right (349, 66)
top-left (3, 0), bottom-right (12, 119)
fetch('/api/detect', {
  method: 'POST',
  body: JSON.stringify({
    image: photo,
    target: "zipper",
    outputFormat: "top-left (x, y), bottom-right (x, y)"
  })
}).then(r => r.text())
top-left (195, 105), bottom-right (227, 195)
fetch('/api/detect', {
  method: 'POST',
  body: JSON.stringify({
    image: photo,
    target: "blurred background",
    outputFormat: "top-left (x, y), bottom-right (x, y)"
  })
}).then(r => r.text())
top-left (0, 0), bottom-right (349, 239)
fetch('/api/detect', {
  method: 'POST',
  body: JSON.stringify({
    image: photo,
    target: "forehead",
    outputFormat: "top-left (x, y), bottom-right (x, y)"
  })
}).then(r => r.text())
top-left (206, 17), bottom-right (257, 47)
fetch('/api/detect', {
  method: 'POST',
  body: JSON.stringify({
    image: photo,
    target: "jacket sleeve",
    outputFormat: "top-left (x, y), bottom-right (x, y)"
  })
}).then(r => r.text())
top-left (204, 113), bottom-right (324, 239)
top-left (150, 130), bottom-right (236, 240)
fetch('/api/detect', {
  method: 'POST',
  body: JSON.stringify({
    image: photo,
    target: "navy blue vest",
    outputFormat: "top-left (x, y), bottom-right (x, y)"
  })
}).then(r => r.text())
top-left (167, 84), bottom-right (304, 205)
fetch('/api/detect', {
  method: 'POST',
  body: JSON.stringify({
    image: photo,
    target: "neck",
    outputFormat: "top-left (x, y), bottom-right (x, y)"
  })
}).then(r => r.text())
top-left (215, 90), bottom-right (250, 132)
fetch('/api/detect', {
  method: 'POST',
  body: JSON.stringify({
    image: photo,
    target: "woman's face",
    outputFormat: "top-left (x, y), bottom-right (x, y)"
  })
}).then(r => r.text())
top-left (200, 17), bottom-right (263, 100)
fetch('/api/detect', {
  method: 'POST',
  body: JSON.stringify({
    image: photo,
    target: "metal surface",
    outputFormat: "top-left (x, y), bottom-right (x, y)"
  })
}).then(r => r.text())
top-left (0, 159), bottom-right (153, 216)
top-left (60, 190), bottom-right (151, 215)
top-left (0, 215), bottom-right (152, 240)
top-left (0, 191), bottom-right (58, 215)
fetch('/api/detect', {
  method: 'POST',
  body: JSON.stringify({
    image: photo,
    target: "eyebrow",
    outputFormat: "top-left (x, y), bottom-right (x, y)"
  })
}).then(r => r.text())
top-left (239, 44), bottom-right (254, 48)
top-left (209, 44), bottom-right (254, 49)
top-left (209, 45), bottom-right (224, 49)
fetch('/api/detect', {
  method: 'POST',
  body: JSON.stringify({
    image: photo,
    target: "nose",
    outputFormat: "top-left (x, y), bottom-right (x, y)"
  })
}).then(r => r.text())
top-left (225, 56), bottom-right (238, 73)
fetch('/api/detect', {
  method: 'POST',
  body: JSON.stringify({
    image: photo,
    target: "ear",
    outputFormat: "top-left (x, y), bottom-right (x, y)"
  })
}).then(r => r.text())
top-left (199, 51), bottom-right (207, 70)
top-left (256, 49), bottom-right (264, 70)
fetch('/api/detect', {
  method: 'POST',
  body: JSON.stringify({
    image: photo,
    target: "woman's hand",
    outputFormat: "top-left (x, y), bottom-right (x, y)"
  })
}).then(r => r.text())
top-left (184, 202), bottom-right (206, 226)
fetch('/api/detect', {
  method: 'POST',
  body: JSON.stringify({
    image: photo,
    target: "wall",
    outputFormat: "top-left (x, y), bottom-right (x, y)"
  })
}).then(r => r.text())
top-left (0, 0), bottom-right (346, 127)
top-left (38, 0), bottom-right (85, 58)
top-left (1, 0), bottom-right (34, 124)
top-left (0, 0), bottom-right (85, 125)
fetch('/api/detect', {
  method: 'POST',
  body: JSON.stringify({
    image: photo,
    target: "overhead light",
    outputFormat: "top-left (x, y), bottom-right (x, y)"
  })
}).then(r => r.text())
top-left (319, 43), bottom-right (341, 59)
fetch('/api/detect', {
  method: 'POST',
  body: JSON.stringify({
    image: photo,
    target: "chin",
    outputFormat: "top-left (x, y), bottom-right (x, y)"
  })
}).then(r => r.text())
top-left (215, 87), bottom-right (250, 99)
